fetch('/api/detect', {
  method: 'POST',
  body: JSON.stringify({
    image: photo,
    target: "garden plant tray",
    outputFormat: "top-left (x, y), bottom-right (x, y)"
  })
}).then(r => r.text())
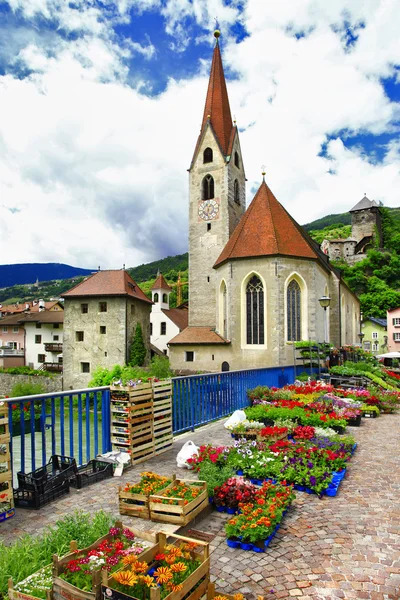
top-left (8, 566), bottom-right (52, 600)
top-left (149, 476), bottom-right (208, 526)
top-left (52, 521), bottom-right (158, 600)
top-left (226, 508), bottom-right (290, 553)
top-left (118, 485), bottom-right (150, 519)
top-left (101, 532), bottom-right (210, 600)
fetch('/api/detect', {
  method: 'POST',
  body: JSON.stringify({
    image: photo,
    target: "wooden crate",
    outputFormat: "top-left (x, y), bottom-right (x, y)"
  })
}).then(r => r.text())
top-left (118, 485), bottom-right (150, 519)
top-left (8, 569), bottom-right (53, 600)
top-left (153, 380), bottom-right (173, 456)
top-left (52, 522), bottom-right (158, 600)
top-left (101, 531), bottom-right (210, 600)
top-left (149, 476), bottom-right (208, 526)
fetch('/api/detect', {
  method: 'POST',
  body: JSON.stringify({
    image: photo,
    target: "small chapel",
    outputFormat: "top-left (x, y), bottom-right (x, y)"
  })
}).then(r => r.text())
top-left (169, 31), bottom-right (360, 373)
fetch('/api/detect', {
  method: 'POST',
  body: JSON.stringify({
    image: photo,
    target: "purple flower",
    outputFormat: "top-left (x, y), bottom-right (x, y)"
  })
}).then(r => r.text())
top-left (307, 461), bottom-right (314, 469)
top-left (309, 476), bottom-right (316, 486)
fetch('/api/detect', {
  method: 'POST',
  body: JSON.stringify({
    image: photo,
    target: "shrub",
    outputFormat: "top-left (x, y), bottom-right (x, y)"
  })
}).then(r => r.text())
top-left (129, 323), bottom-right (146, 366)
top-left (149, 356), bottom-right (173, 379)
top-left (11, 381), bottom-right (46, 398)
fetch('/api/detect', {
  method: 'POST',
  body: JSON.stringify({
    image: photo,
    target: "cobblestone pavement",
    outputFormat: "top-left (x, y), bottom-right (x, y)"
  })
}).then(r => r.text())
top-left (1, 414), bottom-right (399, 600)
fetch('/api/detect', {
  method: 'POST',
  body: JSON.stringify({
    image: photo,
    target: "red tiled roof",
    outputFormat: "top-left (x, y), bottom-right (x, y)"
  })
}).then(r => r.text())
top-left (214, 180), bottom-right (321, 267)
top-left (161, 307), bottom-right (188, 331)
top-left (169, 326), bottom-right (230, 345)
top-left (62, 270), bottom-right (152, 304)
top-left (0, 311), bottom-right (64, 325)
top-left (151, 273), bottom-right (172, 292)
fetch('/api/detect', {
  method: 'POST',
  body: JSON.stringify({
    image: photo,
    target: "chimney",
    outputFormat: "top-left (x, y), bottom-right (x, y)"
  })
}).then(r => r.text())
top-left (39, 299), bottom-right (45, 312)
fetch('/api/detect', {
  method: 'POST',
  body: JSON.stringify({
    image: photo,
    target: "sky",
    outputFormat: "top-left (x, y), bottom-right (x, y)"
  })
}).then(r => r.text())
top-left (0, 0), bottom-right (399, 270)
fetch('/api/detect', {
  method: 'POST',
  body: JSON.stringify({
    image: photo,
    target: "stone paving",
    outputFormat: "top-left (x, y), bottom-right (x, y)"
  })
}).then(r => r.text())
top-left (1, 414), bottom-right (400, 600)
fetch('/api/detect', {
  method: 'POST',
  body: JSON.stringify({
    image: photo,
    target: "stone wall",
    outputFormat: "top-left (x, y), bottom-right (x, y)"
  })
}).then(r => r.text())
top-left (0, 373), bottom-right (63, 397)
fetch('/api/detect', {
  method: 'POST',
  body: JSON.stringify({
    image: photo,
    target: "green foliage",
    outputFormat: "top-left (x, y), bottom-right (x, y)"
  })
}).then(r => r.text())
top-left (0, 510), bottom-right (115, 597)
top-left (308, 224), bottom-right (351, 245)
top-left (150, 356), bottom-right (173, 379)
top-left (197, 461), bottom-right (235, 497)
top-left (0, 366), bottom-right (54, 377)
top-left (129, 323), bottom-right (146, 367)
top-left (303, 212), bottom-right (351, 231)
top-left (127, 253), bottom-right (188, 283)
top-left (11, 381), bottom-right (46, 397)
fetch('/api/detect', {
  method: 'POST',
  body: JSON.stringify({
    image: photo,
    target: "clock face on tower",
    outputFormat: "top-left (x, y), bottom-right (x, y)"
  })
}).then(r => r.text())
top-left (198, 199), bottom-right (220, 221)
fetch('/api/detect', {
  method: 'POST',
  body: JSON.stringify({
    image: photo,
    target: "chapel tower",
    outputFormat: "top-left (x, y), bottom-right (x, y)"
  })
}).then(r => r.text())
top-left (188, 30), bottom-right (246, 328)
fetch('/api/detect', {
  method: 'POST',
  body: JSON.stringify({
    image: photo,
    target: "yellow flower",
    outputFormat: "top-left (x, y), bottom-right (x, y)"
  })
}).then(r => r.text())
top-left (233, 594), bottom-right (244, 600)
top-left (169, 583), bottom-right (183, 592)
top-left (170, 562), bottom-right (187, 573)
top-left (112, 571), bottom-right (138, 587)
top-left (133, 561), bottom-right (148, 574)
top-left (139, 575), bottom-right (157, 587)
top-left (154, 566), bottom-right (173, 584)
top-left (165, 554), bottom-right (177, 565)
top-left (166, 546), bottom-right (182, 558)
top-left (122, 555), bottom-right (138, 566)
top-left (183, 541), bottom-right (198, 552)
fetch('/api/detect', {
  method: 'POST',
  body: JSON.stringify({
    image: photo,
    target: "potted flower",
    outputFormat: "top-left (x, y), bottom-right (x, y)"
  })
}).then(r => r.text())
top-left (258, 426), bottom-right (288, 442)
top-left (361, 404), bottom-right (380, 418)
top-left (213, 478), bottom-right (257, 513)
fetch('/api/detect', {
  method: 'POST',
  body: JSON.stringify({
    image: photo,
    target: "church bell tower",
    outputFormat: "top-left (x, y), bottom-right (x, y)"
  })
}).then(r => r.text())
top-left (188, 30), bottom-right (246, 329)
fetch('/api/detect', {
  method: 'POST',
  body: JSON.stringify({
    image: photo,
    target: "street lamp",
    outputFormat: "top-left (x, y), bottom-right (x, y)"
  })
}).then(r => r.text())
top-left (318, 296), bottom-right (331, 343)
top-left (358, 332), bottom-right (365, 348)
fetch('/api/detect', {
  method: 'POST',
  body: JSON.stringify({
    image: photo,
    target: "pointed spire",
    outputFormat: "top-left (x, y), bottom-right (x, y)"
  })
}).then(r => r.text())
top-left (200, 31), bottom-right (234, 156)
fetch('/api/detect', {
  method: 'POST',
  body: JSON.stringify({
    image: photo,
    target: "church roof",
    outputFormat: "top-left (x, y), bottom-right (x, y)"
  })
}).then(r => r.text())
top-left (169, 326), bottom-right (230, 345)
top-left (151, 273), bottom-right (172, 292)
top-left (214, 180), bottom-right (321, 267)
top-left (350, 195), bottom-right (379, 212)
top-left (62, 270), bottom-right (152, 304)
top-left (161, 307), bottom-right (188, 331)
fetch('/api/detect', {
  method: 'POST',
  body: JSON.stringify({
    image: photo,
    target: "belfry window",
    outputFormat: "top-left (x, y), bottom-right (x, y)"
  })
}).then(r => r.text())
top-left (234, 151), bottom-right (239, 168)
top-left (234, 179), bottom-right (240, 204)
top-left (202, 175), bottom-right (215, 200)
top-left (154, 293), bottom-right (159, 302)
top-left (203, 147), bottom-right (213, 163)
top-left (246, 275), bottom-right (264, 344)
top-left (287, 280), bottom-right (301, 341)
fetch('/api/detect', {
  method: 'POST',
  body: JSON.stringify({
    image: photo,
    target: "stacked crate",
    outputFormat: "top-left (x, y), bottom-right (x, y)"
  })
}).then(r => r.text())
top-left (0, 402), bottom-right (14, 522)
top-left (110, 379), bottom-right (172, 466)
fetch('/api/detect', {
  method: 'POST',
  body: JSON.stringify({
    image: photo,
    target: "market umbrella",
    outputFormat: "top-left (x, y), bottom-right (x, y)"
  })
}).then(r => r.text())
top-left (376, 352), bottom-right (400, 359)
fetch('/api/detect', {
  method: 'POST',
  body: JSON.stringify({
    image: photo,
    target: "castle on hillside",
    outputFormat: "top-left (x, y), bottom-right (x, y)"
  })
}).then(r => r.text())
top-left (169, 31), bottom-right (360, 374)
top-left (321, 196), bottom-right (382, 264)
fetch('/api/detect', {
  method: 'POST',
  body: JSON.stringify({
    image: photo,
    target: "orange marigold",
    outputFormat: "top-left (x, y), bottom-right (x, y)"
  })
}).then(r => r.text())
top-left (112, 571), bottom-right (138, 587)
top-left (154, 566), bottom-right (173, 584)
top-left (122, 555), bottom-right (138, 566)
top-left (170, 562), bottom-right (187, 573)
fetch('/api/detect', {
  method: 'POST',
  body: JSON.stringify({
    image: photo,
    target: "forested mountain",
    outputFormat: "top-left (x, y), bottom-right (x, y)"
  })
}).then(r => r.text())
top-left (0, 263), bottom-right (93, 288)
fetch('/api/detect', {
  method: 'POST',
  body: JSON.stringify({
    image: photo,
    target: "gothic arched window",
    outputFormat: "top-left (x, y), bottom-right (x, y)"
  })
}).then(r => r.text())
top-left (203, 147), bottom-right (213, 163)
top-left (154, 293), bottom-right (159, 302)
top-left (287, 280), bottom-right (301, 341)
top-left (234, 179), bottom-right (240, 204)
top-left (234, 151), bottom-right (239, 168)
top-left (202, 175), bottom-right (214, 200)
top-left (246, 275), bottom-right (264, 344)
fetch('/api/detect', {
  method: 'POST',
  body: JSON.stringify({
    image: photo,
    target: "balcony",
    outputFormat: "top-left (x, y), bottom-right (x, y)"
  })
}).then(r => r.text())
top-left (43, 362), bottom-right (63, 372)
top-left (0, 348), bottom-right (24, 357)
top-left (44, 343), bottom-right (63, 353)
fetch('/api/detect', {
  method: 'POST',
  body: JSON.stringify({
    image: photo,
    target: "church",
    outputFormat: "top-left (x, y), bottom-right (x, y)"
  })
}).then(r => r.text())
top-left (169, 32), bottom-right (360, 373)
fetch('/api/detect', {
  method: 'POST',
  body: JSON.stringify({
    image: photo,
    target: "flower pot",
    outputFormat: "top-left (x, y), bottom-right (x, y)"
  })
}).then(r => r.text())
top-left (294, 484), bottom-right (306, 491)
top-left (226, 507), bottom-right (236, 514)
top-left (332, 425), bottom-right (346, 434)
top-left (325, 485), bottom-right (337, 497)
top-left (236, 470), bottom-right (244, 476)
top-left (347, 415), bottom-right (361, 427)
top-left (240, 541), bottom-right (252, 551)
top-left (216, 506), bottom-right (225, 512)
top-left (226, 538), bottom-right (240, 549)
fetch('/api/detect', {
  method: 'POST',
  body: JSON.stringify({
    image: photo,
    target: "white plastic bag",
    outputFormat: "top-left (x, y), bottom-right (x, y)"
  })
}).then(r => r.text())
top-left (224, 409), bottom-right (247, 430)
top-left (176, 440), bottom-right (199, 469)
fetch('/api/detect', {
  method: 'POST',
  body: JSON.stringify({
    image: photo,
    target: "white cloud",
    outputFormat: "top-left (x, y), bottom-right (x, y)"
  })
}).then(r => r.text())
top-left (0, 0), bottom-right (399, 270)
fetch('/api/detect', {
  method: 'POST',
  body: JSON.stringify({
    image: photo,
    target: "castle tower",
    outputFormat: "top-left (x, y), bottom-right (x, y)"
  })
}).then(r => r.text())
top-left (188, 30), bottom-right (246, 328)
top-left (350, 195), bottom-right (382, 246)
top-left (151, 272), bottom-right (172, 311)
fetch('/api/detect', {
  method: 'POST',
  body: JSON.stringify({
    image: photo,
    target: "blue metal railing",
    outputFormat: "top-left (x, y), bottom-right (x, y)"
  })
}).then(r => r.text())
top-left (172, 365), bottom-right (295, 433)
top-left (4, 365), bottom-right (295, 475)
top-left (4, 387), bottom-right (111, 477)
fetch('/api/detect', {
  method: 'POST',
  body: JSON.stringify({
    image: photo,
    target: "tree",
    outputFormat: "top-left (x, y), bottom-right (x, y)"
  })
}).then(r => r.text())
top-left (129, 323), bottom-right (146, 366)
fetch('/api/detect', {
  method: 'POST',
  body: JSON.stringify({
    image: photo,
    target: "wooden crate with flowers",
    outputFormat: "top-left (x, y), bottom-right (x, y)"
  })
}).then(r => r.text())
top-left (8, 566), bottom-right (53, 600)
top-left (149, 475), bottom-right (208, 526)
top-left (101, 531), bottom-right (210, 600)
top-left (0, 401), bottom-right (14, 523)
top-left (119, 472), bottom-right (171, 519)
top-left (52, 521), bottom-right (158, 600)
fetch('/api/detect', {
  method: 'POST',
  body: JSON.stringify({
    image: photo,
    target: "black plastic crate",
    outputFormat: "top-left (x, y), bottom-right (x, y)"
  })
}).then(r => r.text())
top-left (17, 455), bottom-right (77, 494)
top-left (14, 479), bottom-right (70, 509)
top-left (69, 459), bottom-right (114, 489)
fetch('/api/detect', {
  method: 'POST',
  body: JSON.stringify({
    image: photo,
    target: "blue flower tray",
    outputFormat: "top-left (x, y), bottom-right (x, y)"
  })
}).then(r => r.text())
top-left (293, 469), bottom-right (346, 497)
top-left (0, 508), bottom-right (15, 522)
top-left (225, 509), bottom-right (289, 553)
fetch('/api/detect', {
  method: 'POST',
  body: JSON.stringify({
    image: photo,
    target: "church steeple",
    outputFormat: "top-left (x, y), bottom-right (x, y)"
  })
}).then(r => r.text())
top-left (200, 31), bottom-right (234, 157)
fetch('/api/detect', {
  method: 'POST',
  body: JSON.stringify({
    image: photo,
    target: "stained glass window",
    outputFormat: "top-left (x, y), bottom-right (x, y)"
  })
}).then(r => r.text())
top-left (287, 280), bottom-right (301, 341)
top-left (246, 276), bottom-right (264, 344)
